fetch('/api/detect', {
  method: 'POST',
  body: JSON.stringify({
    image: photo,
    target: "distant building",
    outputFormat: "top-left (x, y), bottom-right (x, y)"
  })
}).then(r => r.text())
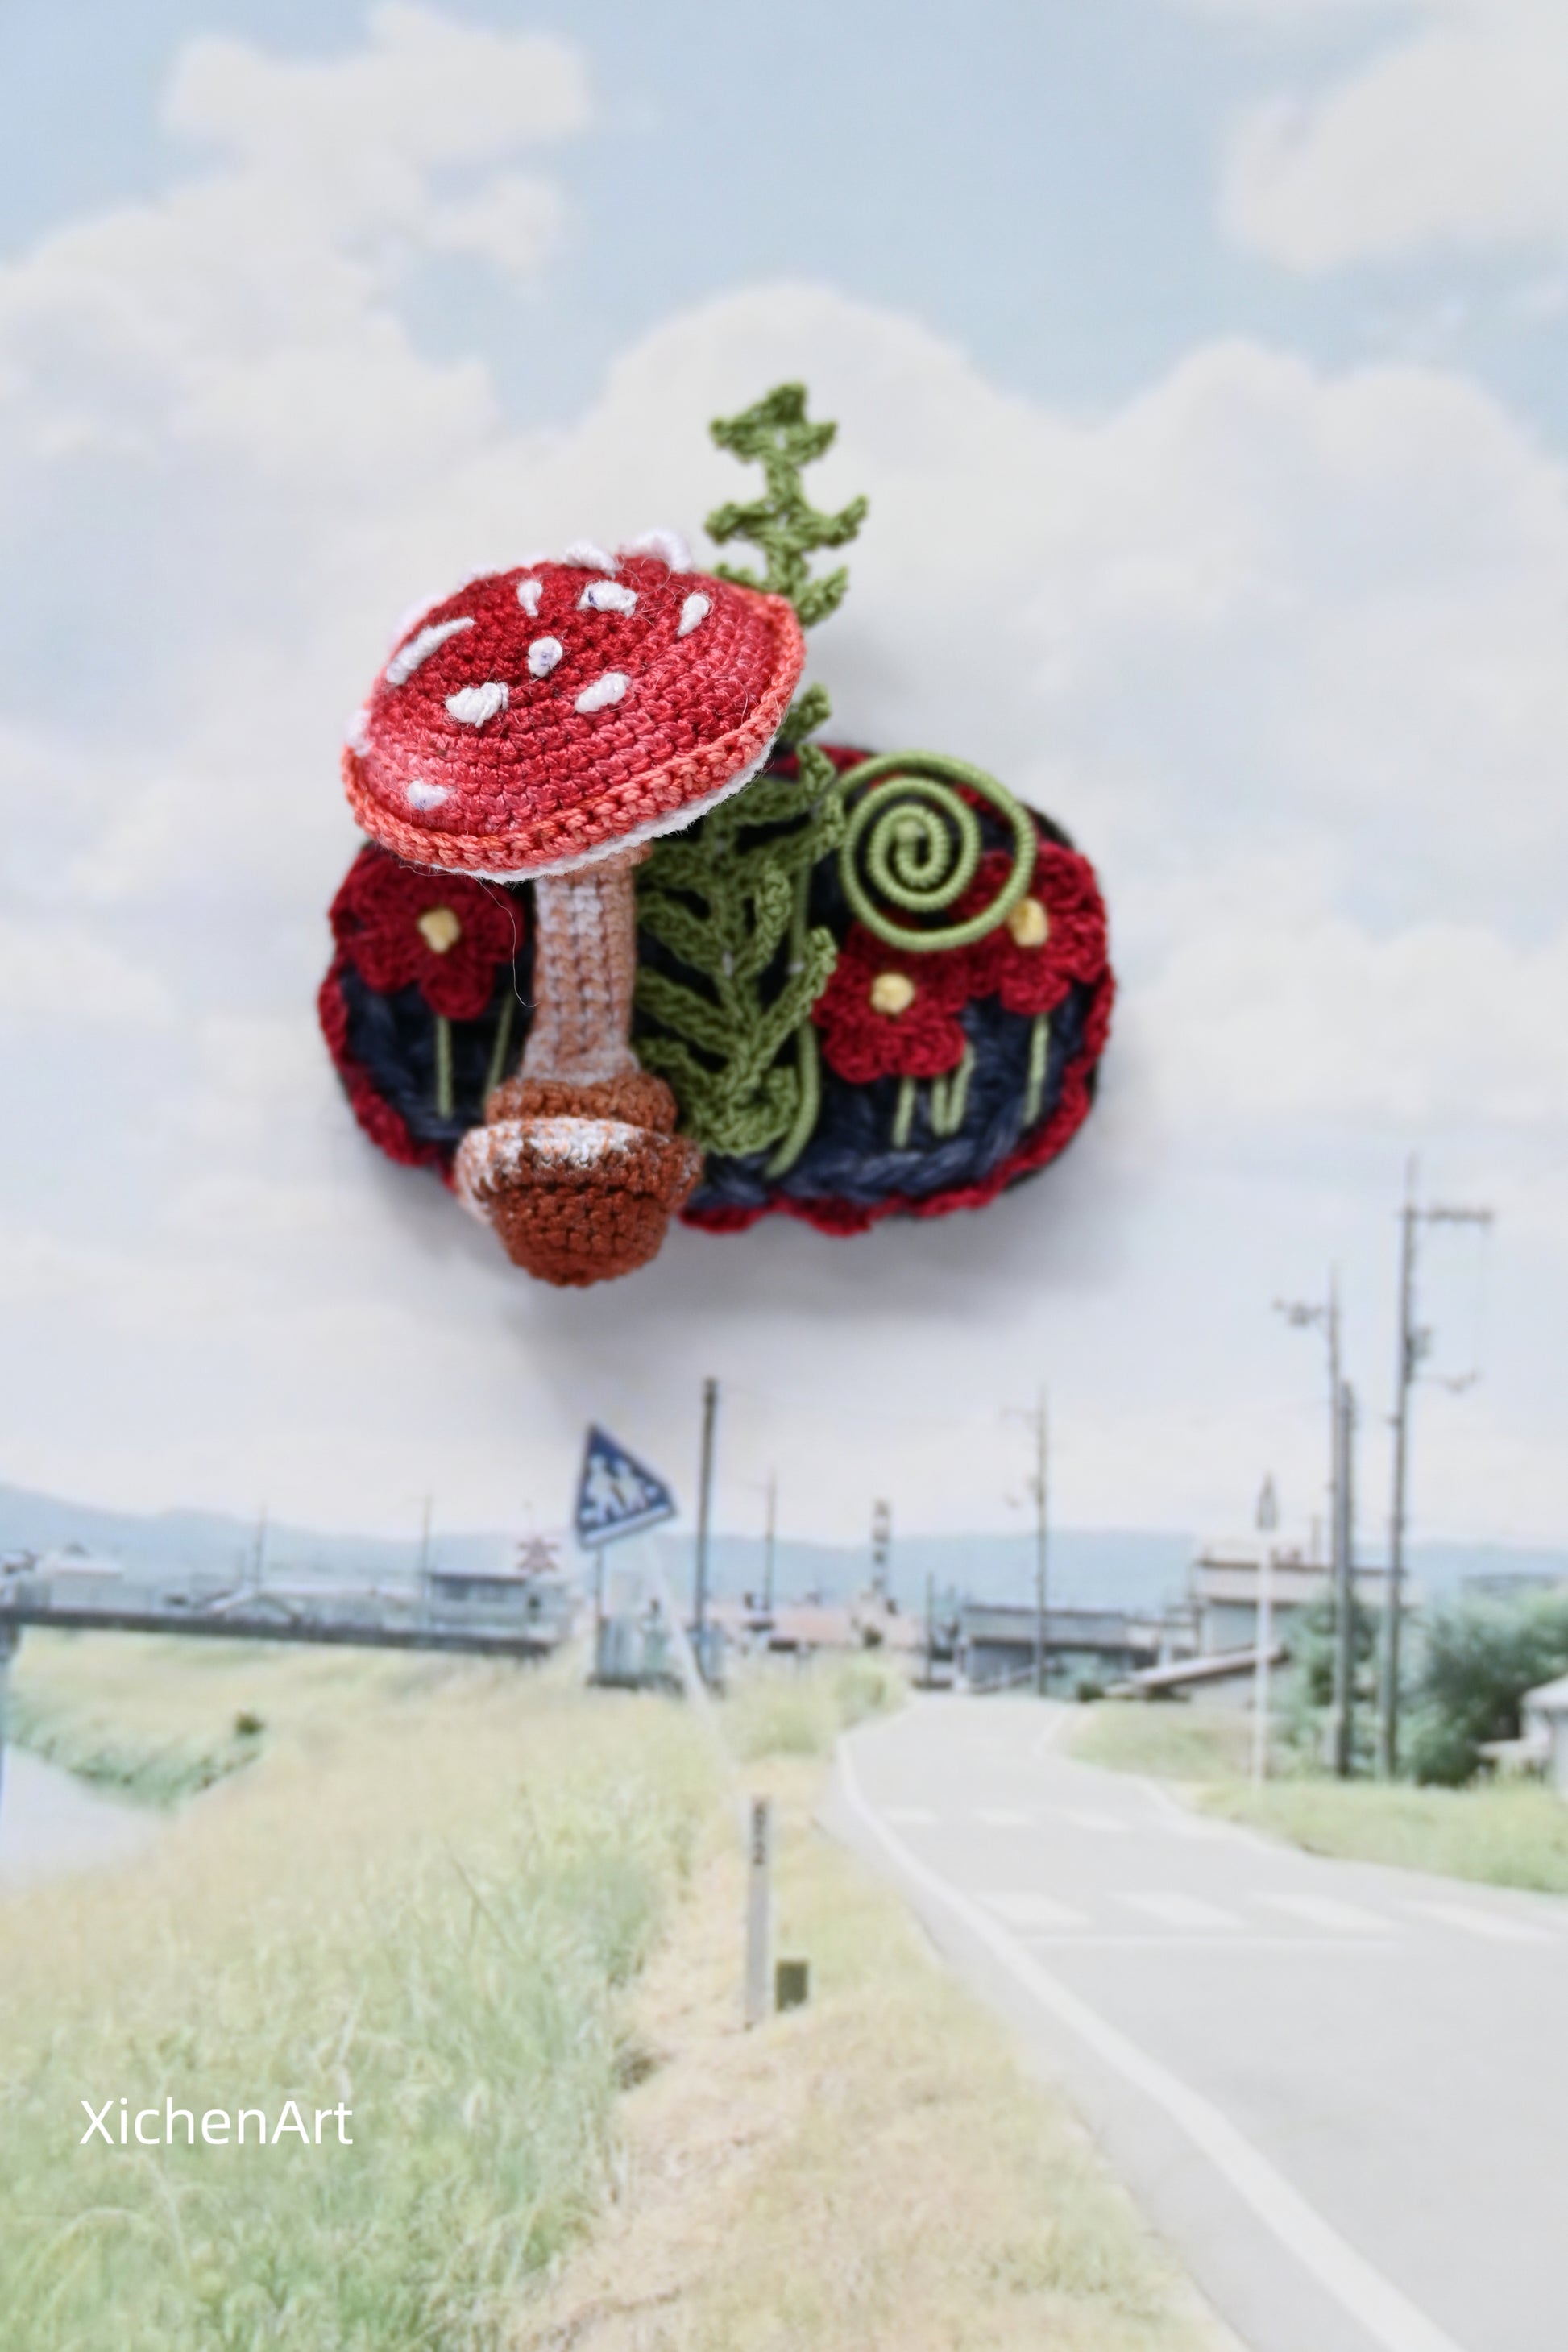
top-left (1190, 1541), bottom-right (1403, 1656)
top-left (1522, 1675), bottom-right (1568, 1798)
top-left (711, 1593), bottom-right (924, 1659)
top-left (1111, 1644), bottom-right (1287, 1710)
top-left (27, 1545), bottom-right (127, 1612)
top-left (424, 1535), bottom-right (576, 1641)
top-left (955, 1603), bottom-right (1178, 1694)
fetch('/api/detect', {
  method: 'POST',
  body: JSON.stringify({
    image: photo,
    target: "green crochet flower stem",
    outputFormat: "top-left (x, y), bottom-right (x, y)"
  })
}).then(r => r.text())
top-left (483, 991), bottom-right (516, 1101)
top-left (1024, 1011), bottom-right (1052, 1129)
top-left (433, 1015), bottom-right (454, 1120)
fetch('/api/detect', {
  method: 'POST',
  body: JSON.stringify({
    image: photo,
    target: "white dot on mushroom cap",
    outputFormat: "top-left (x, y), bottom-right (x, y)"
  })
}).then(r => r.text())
top-left (677, 592), bottom-right (711, 637)
top-left (406, 780), bottom-right (450, 810)
top-left (575, 671), bottom-right (629, 715)
top-left (528, 637), bottom-right (564, 678)
top-left (516, 578), bottom-right (543, 617)
top-left (562, 539), bottom-right (617, 575)
top-left (445, 682), bottom-right (508, 727)
top-left (621, 527), bottom-right (691, 570)
top-left (579, 579), bottom-right (638, 616)
top-left (385, 616), bottom-right (473, 686)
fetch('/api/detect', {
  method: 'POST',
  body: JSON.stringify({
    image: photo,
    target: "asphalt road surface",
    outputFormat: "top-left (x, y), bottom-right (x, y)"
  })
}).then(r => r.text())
top-left (825, 1697), bottom-right (1566, 2352)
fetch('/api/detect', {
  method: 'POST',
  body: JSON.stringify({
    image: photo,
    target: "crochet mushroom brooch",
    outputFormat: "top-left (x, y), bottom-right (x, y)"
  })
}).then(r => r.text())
top-left (321, 386), bottom-right (1114, 1287)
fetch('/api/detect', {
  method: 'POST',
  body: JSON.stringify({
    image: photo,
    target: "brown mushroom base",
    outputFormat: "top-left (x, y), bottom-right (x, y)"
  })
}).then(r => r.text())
top-left (453, 1072), bottom-right (702, 1287)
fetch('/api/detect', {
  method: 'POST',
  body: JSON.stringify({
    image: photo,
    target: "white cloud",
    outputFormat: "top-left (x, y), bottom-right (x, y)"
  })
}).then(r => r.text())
top-left (0, 4), bottom-right (587, 485)
top-left (0, 919), bottom-right (171, 1027)
top-left (0, 13), bottom-right (1562, 1538)
top-left (1213, 0), bottom-right (1568, 269)
top-left (1143, 905), bottom-right (1568, 1129)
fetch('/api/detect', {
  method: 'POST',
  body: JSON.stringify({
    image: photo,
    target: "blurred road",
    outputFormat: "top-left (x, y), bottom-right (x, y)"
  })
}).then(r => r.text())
top-left (826, 1697), bottom-right (1567, 2352)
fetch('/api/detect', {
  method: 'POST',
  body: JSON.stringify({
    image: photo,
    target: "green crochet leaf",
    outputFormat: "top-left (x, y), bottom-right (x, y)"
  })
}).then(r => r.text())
top-left (633, 392), bottom-right (868, 1168)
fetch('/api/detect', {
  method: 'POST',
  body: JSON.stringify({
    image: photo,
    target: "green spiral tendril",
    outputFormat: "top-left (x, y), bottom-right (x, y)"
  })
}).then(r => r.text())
top-left (836, 752), bottom-right (1037, 952)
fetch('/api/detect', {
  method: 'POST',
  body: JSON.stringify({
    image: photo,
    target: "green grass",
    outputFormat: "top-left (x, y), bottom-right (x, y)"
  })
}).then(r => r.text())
top-left (723, 1652), bottom-right (906, 1761)
top-left (1205, 1778), bottom-right (1568, 1896)
top-left (1072, 1699), bottom-right (1568, 1898)
top-left (4, 1631), bottom-right (377, 1802)
top-left (0, 1643), bottom-right (715, 2351)
top-left (1069, 1701), bottom-right (1252, 1783)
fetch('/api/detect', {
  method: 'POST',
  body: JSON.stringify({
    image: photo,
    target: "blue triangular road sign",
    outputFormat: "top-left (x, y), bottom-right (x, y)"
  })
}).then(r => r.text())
top-left (574, 1425), bottom-right (678, 1549)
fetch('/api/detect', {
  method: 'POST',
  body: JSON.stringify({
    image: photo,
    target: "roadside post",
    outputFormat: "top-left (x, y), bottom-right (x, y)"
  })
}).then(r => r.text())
top-left (745, 1794), bottom-right (774, 2028)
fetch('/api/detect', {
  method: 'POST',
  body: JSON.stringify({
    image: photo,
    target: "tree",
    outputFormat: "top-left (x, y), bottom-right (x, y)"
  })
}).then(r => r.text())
top-left (1404, 1591), bottom-right (1568, 1786)
top-left (1280, 1591), bottom-right (1380, 1773)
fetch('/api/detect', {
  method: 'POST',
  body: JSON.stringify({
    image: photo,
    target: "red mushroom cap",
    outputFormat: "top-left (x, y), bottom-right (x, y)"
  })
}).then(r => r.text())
top-left (342, 551), bottom-right (806, 877)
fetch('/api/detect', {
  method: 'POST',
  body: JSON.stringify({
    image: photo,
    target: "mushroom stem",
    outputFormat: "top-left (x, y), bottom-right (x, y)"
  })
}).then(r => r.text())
top-left (521, 852), bottom-right (642, 1087)
top-left (454, 839), bottom-right (701, 1284)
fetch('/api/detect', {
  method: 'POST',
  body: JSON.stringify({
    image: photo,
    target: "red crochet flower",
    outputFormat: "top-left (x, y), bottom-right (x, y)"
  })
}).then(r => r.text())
top-left (328, 844), bottom-right (523, 1021)
top-left (962, 841), bottom-right (1109, 1018)
top-left (812, 924), bottom-right (972, 1083)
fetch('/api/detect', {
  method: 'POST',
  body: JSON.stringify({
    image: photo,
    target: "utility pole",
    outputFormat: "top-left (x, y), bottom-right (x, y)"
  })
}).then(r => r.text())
top-left (1379, 1159), bottom-right (1495, 1776)
top-left (693, 1376), bottom-right (719, 1678)
top-left (1275, 1276), bottom-right (1345, 1769)
top-left (1033, 1389), bottom-right (1049, 1698)
top-left (251, 1504), bottom-right (268, 1594)
top-left (762, 1471), bottom-right (778, 1613)
top-left (1333, 1380), bottom-right (1358, 1777)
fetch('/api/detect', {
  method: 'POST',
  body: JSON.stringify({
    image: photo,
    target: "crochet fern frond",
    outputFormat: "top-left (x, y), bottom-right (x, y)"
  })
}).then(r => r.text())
top-left (635, 384), bottom-right (865, 1170)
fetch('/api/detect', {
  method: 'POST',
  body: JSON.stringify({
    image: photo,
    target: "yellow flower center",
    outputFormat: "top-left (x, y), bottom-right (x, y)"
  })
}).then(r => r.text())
top-left (869, 971), bottom-right (917, 1017)
top-left (1006, 897), bottom-right (1049, 949)
top-left (417, 906), bottom-right (463, 955)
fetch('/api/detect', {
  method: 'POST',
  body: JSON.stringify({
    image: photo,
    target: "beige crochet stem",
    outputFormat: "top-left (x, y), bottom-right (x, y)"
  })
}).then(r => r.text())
top-left (521, 850), bottom-right (642, 1087)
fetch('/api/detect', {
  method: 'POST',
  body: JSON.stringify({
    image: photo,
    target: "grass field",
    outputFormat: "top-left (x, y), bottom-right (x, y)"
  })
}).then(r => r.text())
top-left (0, 1641), bottom-right (714, 2350)
top-left (1070, 1700), bottom-right (1253, 1783)
top-left (1072, 1699), bottom-right (1568, 1896)
top-left (517, 1734), bottom-right (1231, 2352)
top-left (4, 1628), bottom-right (383, 1802)
top-left (0, 1639), bottom-right (1229, 2350)
top-left (1205, 1777), bottom-right (1568, 1895)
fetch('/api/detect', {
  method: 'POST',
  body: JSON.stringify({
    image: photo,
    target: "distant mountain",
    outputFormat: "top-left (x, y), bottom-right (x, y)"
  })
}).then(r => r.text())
top-left (0, 1482), bottom-right (515, 1588)
top-left (0, 1480), bottom-right (1560, 1612)
top-left (647, 1528), bottom-right (1197, 1613)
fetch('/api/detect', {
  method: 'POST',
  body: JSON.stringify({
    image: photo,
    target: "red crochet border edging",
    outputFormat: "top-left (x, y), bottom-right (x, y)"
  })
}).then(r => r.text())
top-left (317, 957), bottom-right (454, 1184)
top-left (678, 969), bottom-right (1115, 1239)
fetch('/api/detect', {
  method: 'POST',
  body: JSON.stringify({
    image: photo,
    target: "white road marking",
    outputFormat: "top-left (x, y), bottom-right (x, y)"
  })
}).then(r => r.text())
top-left (881, 1806), bottom-right (938, 1827)
top-left (1259, 1894), bottom-right (1391, 1935)
top-left (1121, 1892), bottom-right (1245, 1931)
top-left (1028, 1935), bottom-right (1397, 1954)
top-left (1408, 1901), bottom-right (1558, 1946)
top-left (1056, 1807), bottom-right (1134, 1835)
top-left (840, 1741), bottom-right (1467, 2352)
top-left (975, 1807), bottom-right (1035, 1827)
top-left (979, 1891), bottom-right (1090, 1932)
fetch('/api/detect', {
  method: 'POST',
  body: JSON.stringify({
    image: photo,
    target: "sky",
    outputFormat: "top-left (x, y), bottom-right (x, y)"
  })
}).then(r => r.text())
top-left (0, 0), bottom-right (1562, 1556)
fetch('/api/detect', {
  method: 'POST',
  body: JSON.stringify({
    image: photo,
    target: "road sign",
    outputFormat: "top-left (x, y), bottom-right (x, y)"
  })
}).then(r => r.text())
top-left (574, 1425), bottom-right (678, 1549)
